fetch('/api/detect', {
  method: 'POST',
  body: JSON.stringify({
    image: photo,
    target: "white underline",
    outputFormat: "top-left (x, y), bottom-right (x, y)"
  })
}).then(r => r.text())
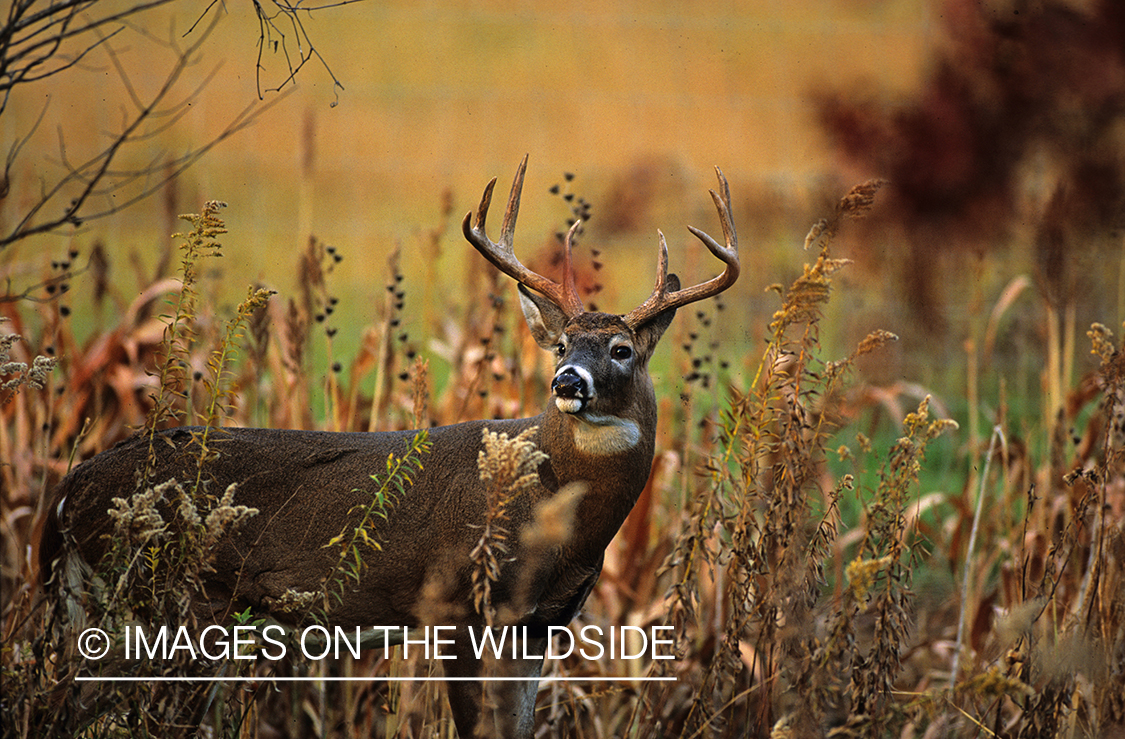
top-left (76, 676), bottom-right (676, 683)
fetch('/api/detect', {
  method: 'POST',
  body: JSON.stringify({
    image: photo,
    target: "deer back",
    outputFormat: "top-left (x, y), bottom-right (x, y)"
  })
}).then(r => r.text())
top-left (45, 414), bottom-right (625, 627)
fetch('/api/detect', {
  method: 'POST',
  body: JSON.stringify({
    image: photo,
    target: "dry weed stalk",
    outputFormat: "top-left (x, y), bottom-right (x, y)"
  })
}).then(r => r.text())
top-left (145, 200), bottom-right (227, 435)
top-left (471, 426), bottom-right (548, 625)
top-left (837, 397), bottom-right (956, 735)
top-left (656, 181), bottom-right (935, 738)
top-left (186, 284), bottom-right (275, 497)
top-left (368, 245), bottom-right (407, 431)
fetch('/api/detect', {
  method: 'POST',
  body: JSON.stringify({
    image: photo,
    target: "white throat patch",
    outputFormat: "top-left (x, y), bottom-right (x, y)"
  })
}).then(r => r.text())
top-left (555, 397), bottom-right (584, 414)
top-left (570, 413), bottom-right (641, 455)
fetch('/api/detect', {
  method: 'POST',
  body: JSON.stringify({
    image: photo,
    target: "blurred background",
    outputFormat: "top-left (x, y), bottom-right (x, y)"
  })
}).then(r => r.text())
top-left (3, 0), bottom-right (1123, 405)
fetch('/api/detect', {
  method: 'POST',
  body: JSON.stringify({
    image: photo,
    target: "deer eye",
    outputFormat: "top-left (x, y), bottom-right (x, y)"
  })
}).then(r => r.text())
top-left (611, 345), bottom-right (632, 360)
top-left (556, 343), bottom-right (566, 357)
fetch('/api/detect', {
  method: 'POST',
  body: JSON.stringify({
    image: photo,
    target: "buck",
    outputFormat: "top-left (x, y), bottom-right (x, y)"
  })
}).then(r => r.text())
top-left (39, 156), bottom-right (739, 738)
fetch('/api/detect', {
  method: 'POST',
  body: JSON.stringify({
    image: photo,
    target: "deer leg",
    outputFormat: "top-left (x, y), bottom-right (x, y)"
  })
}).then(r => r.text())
top-left (444, 628), bottom-right (546, 739)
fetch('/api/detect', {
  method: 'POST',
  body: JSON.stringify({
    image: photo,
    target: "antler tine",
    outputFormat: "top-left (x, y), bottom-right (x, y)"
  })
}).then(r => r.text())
top-left (624, 166), bottom-right (739, 328)
top-left (560, 217), bottom-right (583, 310)
top-left (651, 230), bottom-right (671, 296)
top-left (462, 155), bottom-right (585, 317)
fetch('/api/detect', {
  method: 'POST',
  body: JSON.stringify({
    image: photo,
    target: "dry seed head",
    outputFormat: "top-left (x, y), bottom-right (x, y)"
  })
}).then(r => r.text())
top-left (0, 332), bottom-right (18, 363)
top-left (902, 394), bottom-right (959, 443)
top-left (411, 356), bottom-right (430, 428)
top-left (845, 555), bottom-right (892, 607)
top-left (173, 481), bottom-right (201, 529)
top-left (268, 588), bottom-right (318, 614)
top-left (994, 598), bottom-right (1044, 644)
top-left (838, 179), bottom-right (887, 218)
top-left (248, 286), bottom-right (272, 360)
top-left (477, 427), bottom-right (548, 497)
top-left (1, 333), bottom-right (58, 397)
top-left (203, 483), bottom-right (259, 548)
top-left (1036, 632), bottom-right (1102, 682)
top-left (27, 355), bottom-right (58, 389)
top-left (282, 298), bottom-right (307, 374)
top-left (1088, 324), bottom-right (1125, 392)
top-left (958, 664), bottom-right (1034, 700)
top-left (470, 520), bottom-right (509, 623)
top-left (473, 427), bottom-right (547, 623)
top-left (176, 200), bottom-right (228, 241)
top-left (855, 329), bottom-right (899, 358)
top-left (803, 218), bottom-right (827, 251)
top-left (108, 480), bottom-right (175, 543)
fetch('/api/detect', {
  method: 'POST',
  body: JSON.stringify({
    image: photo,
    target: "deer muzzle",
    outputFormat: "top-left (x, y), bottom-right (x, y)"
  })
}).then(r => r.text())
top-left (552, 366), bottom-right (591, 413)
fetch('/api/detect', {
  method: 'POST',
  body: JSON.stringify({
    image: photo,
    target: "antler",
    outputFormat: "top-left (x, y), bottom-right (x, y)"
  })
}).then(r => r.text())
top-left (623, 166), bottom-right (739, 328)
top-left (462, 154), bottom-right (586, 318)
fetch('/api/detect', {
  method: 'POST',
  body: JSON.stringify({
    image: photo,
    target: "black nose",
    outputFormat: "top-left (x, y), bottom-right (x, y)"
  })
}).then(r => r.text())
top-left (552, 369), bottom-right (586, 399)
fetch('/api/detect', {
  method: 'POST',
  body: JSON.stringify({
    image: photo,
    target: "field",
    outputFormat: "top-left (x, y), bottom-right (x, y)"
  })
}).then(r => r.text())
top-left (3, 1), bottom-right (1125, 737)
top-left (2, 178), bottom-right (1123, 737)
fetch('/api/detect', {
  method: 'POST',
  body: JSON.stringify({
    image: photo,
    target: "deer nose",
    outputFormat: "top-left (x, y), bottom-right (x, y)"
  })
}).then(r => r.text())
top-left (552, 368), bottom-right (587, 399)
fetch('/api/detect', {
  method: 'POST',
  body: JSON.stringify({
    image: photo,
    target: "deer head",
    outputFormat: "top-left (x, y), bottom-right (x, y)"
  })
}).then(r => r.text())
top-left (464, 154), bottom-right (738, 457)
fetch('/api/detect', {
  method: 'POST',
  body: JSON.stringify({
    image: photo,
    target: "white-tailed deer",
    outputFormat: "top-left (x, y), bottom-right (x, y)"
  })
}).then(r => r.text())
top-left (39, 156), bottom-right (739, 738)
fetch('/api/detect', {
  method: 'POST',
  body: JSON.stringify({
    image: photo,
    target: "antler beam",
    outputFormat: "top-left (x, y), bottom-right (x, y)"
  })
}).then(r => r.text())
top-left (462, 154), bottom-right (586, 318)
top-left (623, 167), bottom-right (739, 328)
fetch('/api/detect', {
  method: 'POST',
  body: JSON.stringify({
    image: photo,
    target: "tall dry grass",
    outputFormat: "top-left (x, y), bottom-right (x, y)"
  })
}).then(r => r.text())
top-left (1, 182), bottom-right (1121, 738)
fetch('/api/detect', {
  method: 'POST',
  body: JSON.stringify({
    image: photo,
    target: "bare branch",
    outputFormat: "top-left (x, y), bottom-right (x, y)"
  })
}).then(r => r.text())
top-left (250, 0), bottom-right (345, 103)
top-left (1, 0), bottom-right (360, 249)
top-left (2, 94), bottom-right (48, 200)
top-left (1, 0), bottom-right (178, 114)
top-left (1, 9), bottom-right (283, 247)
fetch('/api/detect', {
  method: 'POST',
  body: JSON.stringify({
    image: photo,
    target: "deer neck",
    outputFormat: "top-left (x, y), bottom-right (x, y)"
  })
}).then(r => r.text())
top-left (534, 384), bottom-right (657, 547)
top-left (564, 411), bottom-right (642, 456)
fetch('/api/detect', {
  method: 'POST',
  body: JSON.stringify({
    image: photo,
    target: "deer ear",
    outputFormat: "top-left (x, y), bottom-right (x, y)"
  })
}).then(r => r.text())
top-left (631, 273), bottom-right (680, 354)
top-left (518, 283), bottom-right (570, 349)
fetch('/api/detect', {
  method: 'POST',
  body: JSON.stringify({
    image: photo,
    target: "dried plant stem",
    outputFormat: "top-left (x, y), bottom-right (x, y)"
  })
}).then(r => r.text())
top-left (967, 336), bottom-right (980, 456)
top-left (368, 246), bottom-right (403, 432)
top-left (952, 423), bottom-right (1004, 690)
top-left (1070, 479), bottom-right (1105, 630)
top-left (143, 200), bottom-right (226, 482)
top-left (1063, 301), bottom-right (1076, 412)
top-left (1044, 302), bottom-right (1072, 427)
top-left (190, 285), bottom-right (275, 494)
